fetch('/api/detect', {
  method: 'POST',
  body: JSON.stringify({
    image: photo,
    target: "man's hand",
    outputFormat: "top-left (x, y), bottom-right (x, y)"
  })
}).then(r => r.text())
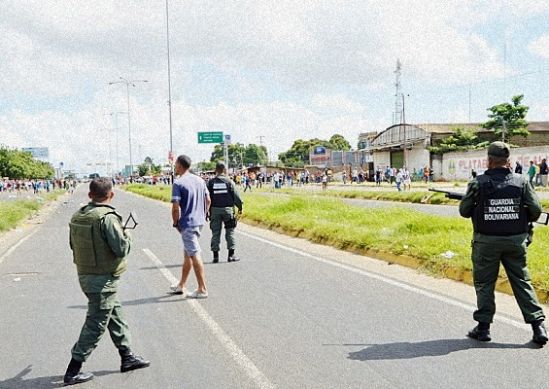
top-left (173, 223), bottom-right (181, 233)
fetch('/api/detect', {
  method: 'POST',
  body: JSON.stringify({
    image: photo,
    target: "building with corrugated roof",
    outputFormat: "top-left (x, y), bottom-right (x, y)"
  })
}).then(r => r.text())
top-left (362, 121), bottom-right (549, 178)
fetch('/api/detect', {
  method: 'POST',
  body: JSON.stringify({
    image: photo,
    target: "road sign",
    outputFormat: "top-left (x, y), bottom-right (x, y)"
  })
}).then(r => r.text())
top-left (198, 131), bottom-right (223, 144)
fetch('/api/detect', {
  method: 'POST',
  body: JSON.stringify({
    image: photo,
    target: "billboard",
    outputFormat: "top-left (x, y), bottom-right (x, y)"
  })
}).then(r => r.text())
top-left (22, 147), bottom-right (49, 160)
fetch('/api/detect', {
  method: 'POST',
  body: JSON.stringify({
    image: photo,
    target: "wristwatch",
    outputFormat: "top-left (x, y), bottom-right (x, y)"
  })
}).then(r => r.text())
top-left (173, 223), bottom-right (178, 228)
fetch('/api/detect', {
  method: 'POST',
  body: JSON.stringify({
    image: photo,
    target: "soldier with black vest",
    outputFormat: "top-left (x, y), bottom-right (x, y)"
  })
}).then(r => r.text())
top-left (207, 162), bottom-right (243, 263)
top-left (63, 178), bottom-right (149, 386)
top-left (459, 142), bottom-right (548, 345)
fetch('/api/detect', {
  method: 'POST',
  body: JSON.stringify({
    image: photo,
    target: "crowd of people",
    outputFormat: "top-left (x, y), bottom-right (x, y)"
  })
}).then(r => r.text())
top-left (374, 165), bottom-right (433, 190)
top-left (0, 178), bottom-right (77, 194)
top-left (517, 159), bottom-right (549, 187)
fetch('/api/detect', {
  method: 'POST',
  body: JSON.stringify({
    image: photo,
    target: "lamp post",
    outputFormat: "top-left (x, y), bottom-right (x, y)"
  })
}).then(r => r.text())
top-left (401, 93), bottom-right (408, 169)
top-left (165, 0), bottom-right (174, 182)
top-left (108, 77), bottom-right (148, 178)
top-left (108, 111), bottom-right (126, 176)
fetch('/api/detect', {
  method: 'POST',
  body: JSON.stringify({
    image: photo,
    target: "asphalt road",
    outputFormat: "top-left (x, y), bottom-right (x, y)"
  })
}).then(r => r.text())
top-left (1, 185), bottom-right (549, 388)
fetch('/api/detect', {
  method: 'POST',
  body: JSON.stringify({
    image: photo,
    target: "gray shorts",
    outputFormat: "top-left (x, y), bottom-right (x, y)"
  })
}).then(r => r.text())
top-left (180, 226), bottom-right (202, 256)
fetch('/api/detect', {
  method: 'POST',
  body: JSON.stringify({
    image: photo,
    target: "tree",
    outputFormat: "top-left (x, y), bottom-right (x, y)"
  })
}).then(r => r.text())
top-left (329, 134), bottom-right (351, 151)
top-left (210, 143), bottom-right (267, 168)
top-left (0, 146), bottom-right (54, 179)
top-left (428, 127), bottom-right (489, 155)
top-left (243, 144), bottom-right (268, 166)
top-left (482, 95), bottom-right (529, 141)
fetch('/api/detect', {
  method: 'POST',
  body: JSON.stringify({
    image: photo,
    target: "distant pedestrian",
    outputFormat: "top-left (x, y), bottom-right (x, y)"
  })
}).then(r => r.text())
top-left (243, 174), bottom-right (252, 192)
top-left (515, 161), bottom-right (523, 175)
top-left (170, 155), bottom-right (211, 299)
top-left (64, 178), bottom-right (149, 386)
top-left (402, 168), bottom-right (411, 190)
top-left (395, 169), bottom-right (403, 191)
top-left (375, 168), bottom-right (382, 187)
top-left (540, 158), bottom-right (548, 187)
top-left (527, 161), bottom-right (536, 186)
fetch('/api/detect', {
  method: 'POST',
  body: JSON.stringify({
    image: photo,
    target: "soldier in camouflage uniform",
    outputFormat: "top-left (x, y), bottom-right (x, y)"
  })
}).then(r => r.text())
top-left (459, 142), bottom-right (548, 346)
top-left (63, 178), bottom-right (149, 385)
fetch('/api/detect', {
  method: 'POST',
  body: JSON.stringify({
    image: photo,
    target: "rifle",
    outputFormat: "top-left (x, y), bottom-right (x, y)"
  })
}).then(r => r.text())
top-left (123, 211), bottom-right (138, 230)
top-left (429, 188), bottom-right (549, 245)
top-left (428, 188), bottom-right (465, 200)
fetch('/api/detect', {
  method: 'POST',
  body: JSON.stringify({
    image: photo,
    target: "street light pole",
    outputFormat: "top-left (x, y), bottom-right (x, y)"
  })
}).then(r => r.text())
top-left (402, 93), bottom-right (407, 169)
top-left (108, 78), bottom-right (148, 179)
top-left (165, 0), bottom-right (174, 182)
top-left (109, 111), bottom-right (126, 175)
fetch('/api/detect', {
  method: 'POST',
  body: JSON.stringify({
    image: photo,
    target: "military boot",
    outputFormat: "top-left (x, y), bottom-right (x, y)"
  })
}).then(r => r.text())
top-left (532, 320), bottom-right (548, 346)
top-left (467, 322), bottom-right (491, 342)
top-left (120, 349), bottom-right (151, 373)
top-left (228, 249), bottom-right (240, 262)
top-left (212, 251), bottom-right (219, 264)
top-left (63, 358), bottom-right (94, 386)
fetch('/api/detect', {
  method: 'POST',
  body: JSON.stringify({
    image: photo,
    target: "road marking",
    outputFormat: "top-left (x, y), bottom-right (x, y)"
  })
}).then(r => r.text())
top-left (0, 229), bottom-right (38, 265)
top-left (142, 248), bottom-right (277, 389)
top-left (237, 230), bottom-right (530, 331)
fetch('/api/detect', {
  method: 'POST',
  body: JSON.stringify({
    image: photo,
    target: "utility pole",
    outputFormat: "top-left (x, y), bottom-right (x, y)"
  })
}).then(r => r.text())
top-left (165, 0), bottom-right (174, 182)
top-left (108, 78), bottom-right (148, 178)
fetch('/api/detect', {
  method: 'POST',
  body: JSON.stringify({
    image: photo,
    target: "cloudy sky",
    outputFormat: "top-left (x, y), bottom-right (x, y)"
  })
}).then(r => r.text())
top-left (1, 0), bottom-right (549, 175)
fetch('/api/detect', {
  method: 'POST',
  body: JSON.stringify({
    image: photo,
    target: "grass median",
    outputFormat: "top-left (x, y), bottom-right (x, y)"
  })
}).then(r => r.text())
top-left (0, 191), bottom-right (66, 232)
top-left (123, 184), bottom-right (549, 302)
top-left (272, 187), bottom-right (549, 208)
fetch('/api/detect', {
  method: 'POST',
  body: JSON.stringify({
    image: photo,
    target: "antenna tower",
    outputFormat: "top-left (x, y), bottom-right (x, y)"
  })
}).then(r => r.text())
top-left (393, 59), bottom-right (402, 124)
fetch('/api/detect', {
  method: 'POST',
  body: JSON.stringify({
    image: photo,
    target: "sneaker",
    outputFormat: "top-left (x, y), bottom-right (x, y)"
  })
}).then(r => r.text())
top-left (187, 289), bottom-right (208, 299)
top-left (169, 285), bottom-right (187, 296)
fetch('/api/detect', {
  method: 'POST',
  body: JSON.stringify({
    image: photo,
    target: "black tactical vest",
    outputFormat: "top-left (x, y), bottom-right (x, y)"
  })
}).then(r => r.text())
top-left (208, 176), bottom-right (235, 208)
top-left (473, 172), bottom-right (528, 235)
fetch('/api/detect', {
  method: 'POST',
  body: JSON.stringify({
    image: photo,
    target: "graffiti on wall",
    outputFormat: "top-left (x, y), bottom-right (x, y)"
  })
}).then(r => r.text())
top-left (443, 146), bottom-right (549, 180)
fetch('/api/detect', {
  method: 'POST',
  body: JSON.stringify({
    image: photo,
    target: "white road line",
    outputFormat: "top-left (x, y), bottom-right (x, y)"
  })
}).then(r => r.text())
top-left (236, 230), bottom-right (530, 331)
top-left (142, 248), bottom-right (277, 389)
top-left (0, 229), bottom-right (38, 265)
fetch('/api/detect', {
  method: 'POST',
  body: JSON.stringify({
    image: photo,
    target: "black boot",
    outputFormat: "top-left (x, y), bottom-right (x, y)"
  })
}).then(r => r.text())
top-left (120, 349), bottom-right (151, 373)
top-left (532, 320), bottom-right (548, 346)
top-left (467, 322), bottom-right (491, 342)
top-left (63, 358), bottom-right (94, 386)
top-left (228, 249), bottom-right (240, 262)
top-left (212, 251), bottom-right (219, 264)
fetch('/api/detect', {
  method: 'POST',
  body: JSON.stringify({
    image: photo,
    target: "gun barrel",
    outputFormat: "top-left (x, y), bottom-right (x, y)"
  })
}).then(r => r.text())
top-left (428, 188), bottom-right (464, 200)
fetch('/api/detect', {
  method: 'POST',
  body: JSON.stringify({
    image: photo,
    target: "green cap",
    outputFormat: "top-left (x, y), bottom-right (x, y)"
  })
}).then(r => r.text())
top-left (487, 141), bottom-right (510, 158)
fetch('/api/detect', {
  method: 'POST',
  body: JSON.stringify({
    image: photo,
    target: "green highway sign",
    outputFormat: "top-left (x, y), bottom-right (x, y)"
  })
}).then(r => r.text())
top-left (198, 131), bottom-right (224, 144)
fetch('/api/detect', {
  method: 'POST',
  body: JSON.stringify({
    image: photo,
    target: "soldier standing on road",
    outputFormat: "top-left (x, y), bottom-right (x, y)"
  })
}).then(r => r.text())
top-left (207, 162), bottom-right (243, 263)
top-left (64, 178), bottom-right (149, 386)
top-left (459, 142), bottom-right (548, 345)
top-left (170, 155), bottom-right (211, 298)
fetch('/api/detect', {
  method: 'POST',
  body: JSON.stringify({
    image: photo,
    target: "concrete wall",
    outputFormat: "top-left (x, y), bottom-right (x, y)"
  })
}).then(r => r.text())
top-left (406, 147), bottom-right (430, 171)
top-left (442, 146), bottom-right (549, 180)
top-left (372, 151), bottom-right (391, 169)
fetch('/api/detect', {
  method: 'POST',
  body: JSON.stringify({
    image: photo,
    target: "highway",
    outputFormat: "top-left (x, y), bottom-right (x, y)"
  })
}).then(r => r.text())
top-left (1, 185), bottom-right (548, 388)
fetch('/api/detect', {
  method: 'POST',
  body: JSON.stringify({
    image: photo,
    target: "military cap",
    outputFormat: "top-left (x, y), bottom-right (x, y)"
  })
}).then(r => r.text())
top-left (487, 141), bottom-right (510, 158)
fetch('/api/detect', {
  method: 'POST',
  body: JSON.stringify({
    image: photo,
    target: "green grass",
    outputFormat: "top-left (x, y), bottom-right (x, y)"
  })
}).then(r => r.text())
top-left (0, 190), bottom-right (65, 232)
top-left (270, 187), bottom-right (549, 208)
top-left (124, 184), bottom-right (549, 298)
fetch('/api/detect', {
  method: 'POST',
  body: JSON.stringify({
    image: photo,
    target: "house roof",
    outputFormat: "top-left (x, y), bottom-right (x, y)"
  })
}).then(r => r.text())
top-left (415, 121), bottom-right (549, 134)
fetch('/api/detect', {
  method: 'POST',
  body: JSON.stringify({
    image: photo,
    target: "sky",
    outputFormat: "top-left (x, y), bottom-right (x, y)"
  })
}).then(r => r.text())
top-left (1, 0), bottom-right (549, 175)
